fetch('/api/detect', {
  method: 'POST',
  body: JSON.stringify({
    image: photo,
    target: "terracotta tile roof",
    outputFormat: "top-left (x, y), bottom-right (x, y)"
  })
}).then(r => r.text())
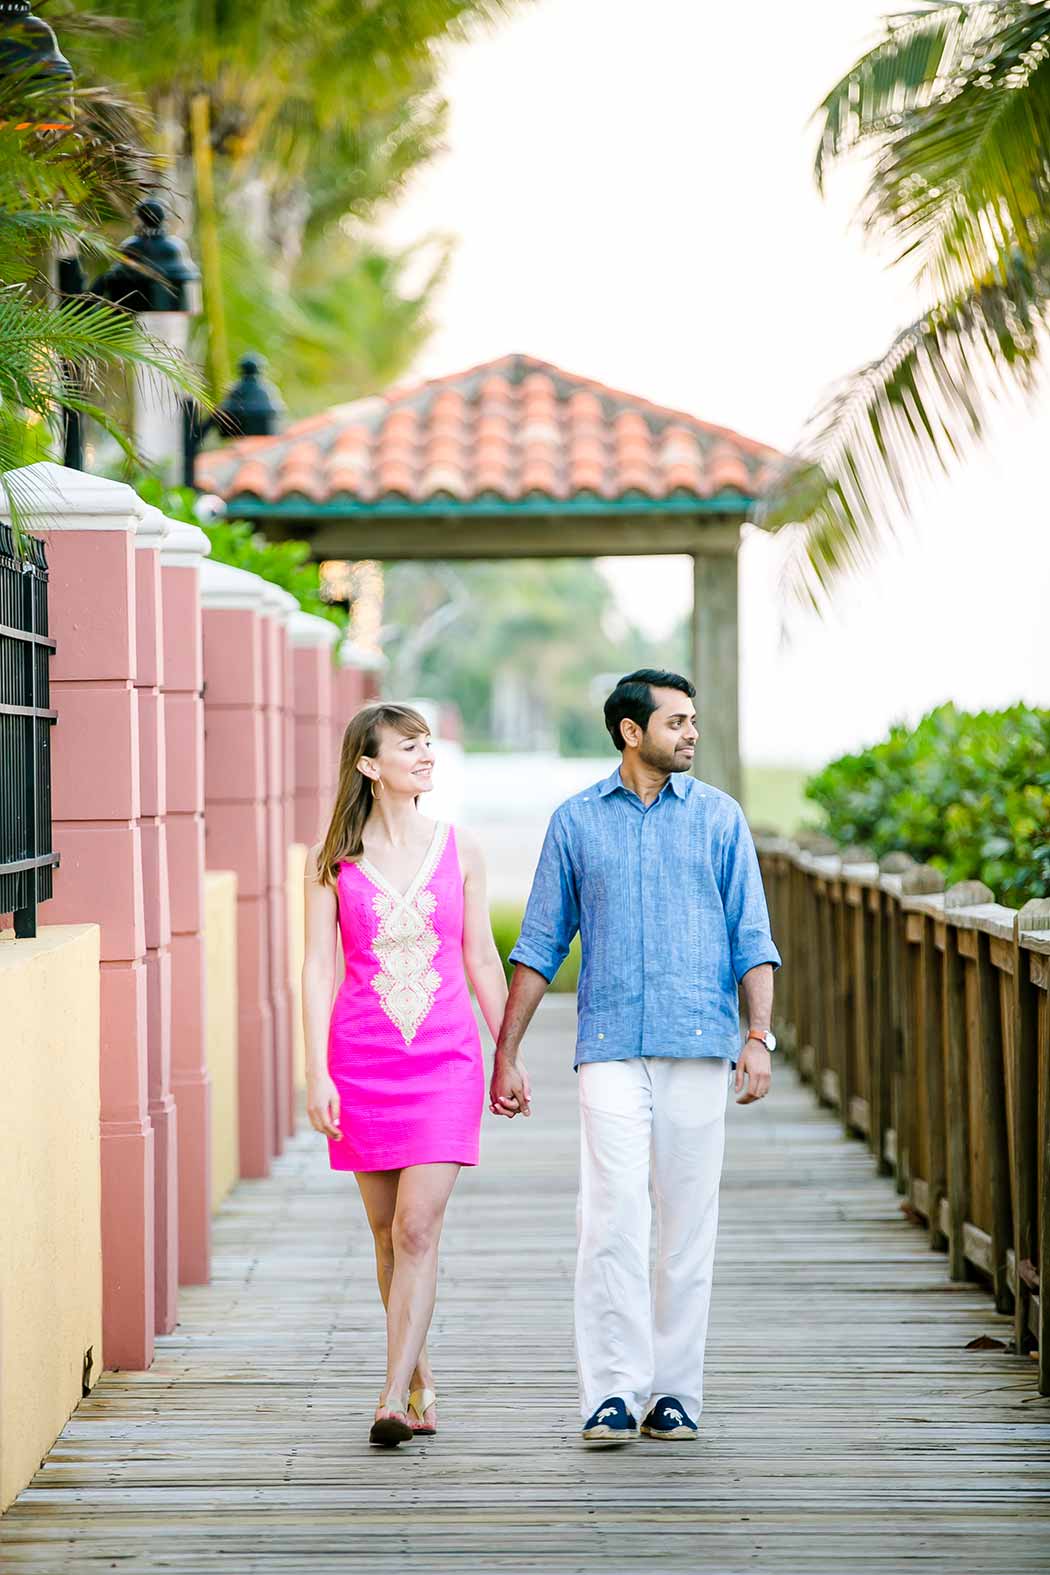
top-left (196, 354), bottom-right (781, 510)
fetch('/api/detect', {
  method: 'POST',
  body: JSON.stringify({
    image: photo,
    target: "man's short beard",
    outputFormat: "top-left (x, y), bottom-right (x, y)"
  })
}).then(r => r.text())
top-left (638, 737), bottom-right (689, 775)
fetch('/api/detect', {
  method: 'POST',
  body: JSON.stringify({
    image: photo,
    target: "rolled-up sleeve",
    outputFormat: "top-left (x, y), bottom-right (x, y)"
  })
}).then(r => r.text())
top-left (509, 810), bottom-right (580, 983)
top-left (720, 804), bottom-right (781, 981)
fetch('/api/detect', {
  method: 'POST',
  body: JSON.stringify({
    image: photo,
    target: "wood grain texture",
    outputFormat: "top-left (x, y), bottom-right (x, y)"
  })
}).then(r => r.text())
top-left (2, 999), bottom-right (1049, 1572)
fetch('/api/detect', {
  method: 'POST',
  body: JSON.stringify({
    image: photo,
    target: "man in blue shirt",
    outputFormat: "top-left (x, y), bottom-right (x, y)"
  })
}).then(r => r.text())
top-left (490, 669), bottom-right (780, 1447)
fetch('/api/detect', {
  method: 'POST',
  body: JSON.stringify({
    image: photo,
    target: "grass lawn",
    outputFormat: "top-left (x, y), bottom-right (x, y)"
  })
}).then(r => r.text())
top-left (743, 764), bottom-right (818, 836)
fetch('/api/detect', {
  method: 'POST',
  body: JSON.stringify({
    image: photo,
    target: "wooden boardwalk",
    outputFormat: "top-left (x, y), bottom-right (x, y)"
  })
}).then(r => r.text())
top-left (3, 998), bottom-right (1049, 1572)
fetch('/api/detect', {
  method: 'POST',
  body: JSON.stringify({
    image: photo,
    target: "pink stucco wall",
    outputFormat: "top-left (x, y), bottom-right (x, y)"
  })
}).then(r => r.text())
top-left (26, 463), bottom-right (156, 1371)
top-left (133, 506), bottom-right (178, 1336)
top-left (201, 569), bottom-right (274, 1180)
top-left (260, 599), bottom-right (292, 1153)
top-left (161, 521), bottom-right (212, 1286)
top-left (290, 613), bottom-right (340, 850)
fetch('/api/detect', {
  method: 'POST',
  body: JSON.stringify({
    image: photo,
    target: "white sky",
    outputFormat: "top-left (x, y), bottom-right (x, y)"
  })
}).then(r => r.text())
top-left (382, 0), bottom-right (1048, 765)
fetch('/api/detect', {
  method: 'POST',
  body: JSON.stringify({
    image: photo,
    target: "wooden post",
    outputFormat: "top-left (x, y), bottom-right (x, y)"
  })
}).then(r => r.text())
top-left (898, 867), bottom-right (945, 1199)
top-left (691, 539), bottom-right (741, 802)
top-left (1013, 900), bottom-right (1050, 1361)
top-left (871, 888), bottom-right (893, 1174)
top-left (976, 929), bottom-right (1014, 1313)
top-left (920, 914), bottom-right (947, 1251)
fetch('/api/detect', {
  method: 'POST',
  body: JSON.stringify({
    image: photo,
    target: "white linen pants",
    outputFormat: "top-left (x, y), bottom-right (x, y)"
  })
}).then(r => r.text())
top-left (575, 1055), bottom-right (729, 1422)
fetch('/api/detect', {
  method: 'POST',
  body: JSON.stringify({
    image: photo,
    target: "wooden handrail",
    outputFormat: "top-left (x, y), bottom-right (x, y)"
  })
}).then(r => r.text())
top-left (756, 835), bottom-right (1050, 1395)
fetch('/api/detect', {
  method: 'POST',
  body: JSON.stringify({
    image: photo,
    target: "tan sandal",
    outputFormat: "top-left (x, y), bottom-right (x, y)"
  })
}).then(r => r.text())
top-left (407, 1387), bottom-right (438, 1436)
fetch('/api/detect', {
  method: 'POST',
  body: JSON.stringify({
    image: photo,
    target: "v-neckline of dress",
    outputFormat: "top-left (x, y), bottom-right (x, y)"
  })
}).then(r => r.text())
top-left (357, 819), bottom-right (449, 907)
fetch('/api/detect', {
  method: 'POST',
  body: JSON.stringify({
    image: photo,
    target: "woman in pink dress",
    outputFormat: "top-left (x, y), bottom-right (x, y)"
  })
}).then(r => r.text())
top-left (301, 702), bottom-right (520, 1447)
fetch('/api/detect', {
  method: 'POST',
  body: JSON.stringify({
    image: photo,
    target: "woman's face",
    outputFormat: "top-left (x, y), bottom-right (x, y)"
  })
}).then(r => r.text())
top-left (365, 725), bottom-right (435, 797)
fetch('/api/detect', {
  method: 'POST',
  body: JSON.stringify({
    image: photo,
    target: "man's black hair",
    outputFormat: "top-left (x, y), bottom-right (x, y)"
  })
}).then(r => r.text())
top-left (603, 669), bottom-right (696, 751)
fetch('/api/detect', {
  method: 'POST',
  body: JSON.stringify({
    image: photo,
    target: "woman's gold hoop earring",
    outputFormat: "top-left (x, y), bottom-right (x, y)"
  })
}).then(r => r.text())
top-left (370, 779), bottom-right (383, 800)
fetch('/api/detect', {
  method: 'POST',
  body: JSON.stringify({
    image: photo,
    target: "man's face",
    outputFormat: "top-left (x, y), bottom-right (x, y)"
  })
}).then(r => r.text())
top-left (635, 686), bottom-right (699, 772)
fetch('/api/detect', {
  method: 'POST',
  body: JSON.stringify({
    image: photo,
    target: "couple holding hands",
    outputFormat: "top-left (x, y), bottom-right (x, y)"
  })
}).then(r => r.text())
top-left (302, 670), bottom-right (780, 1449)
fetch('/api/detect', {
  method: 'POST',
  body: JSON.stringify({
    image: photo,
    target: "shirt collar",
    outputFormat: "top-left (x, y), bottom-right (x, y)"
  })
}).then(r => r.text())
top-left (597, 766), bottom-right (688, 800)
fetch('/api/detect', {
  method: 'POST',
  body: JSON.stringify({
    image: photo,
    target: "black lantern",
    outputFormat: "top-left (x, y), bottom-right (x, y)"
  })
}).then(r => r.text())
top-left (214, 354), bottom-right (285, 439)
top-left (182, 354), bottom-right (284, 488)
top-left (93, 199), bottom-right (201, 314)
top-left (0, 0), bottom-right (74, 130)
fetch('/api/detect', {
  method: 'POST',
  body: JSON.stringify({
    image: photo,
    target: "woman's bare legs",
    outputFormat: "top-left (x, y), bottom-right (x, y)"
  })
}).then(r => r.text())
top-left (355, 1170), bottom-right (437, 1419)
top-left (355, 1164), bottom-right (460, 1424)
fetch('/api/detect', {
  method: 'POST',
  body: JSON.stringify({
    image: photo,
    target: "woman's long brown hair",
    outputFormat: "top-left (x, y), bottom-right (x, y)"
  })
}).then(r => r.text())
top-left (316, 703), bottom-right (431, 888)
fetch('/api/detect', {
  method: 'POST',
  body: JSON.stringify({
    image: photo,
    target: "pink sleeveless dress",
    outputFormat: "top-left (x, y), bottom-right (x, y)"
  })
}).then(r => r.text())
top-left (327, 821), bottom-right (485, 1172)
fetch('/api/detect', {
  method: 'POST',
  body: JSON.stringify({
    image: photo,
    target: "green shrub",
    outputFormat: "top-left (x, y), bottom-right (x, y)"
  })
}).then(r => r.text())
top-left (804, 703), bottom-right (1050, 904)
top-left (489, 903), bottom-right (580, 994)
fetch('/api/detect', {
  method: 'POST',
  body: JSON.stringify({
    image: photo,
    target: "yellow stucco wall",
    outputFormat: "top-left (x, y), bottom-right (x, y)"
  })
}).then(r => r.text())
top-left (287, 843), bottom-right (307, 1096)
top-left (203, 871), bottom-right (239, 1213)
top-left (0, 924), bottom-right (102, 1512)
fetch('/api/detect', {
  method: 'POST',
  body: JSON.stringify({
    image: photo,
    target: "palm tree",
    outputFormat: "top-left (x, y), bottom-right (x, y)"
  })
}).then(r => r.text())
top-left (758, 1), bottom-right (1050, 607)
top-left (0, 76), bottom-right (203, 527)
top-left (57, 0), bottom-right (525, 403)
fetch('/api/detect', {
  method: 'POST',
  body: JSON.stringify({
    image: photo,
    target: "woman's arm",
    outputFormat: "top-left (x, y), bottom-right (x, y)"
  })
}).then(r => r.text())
top-left (302, 843), bottom-right (342, 1142)
top-left (457, 826), bottom-right (511, 1046)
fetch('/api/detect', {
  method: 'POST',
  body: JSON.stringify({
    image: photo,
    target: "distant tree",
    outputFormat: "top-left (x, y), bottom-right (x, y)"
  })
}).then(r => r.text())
top-left (760, 1), bottom-right (1050, 607)
top-left (383, 560), bottom-right (686, 754)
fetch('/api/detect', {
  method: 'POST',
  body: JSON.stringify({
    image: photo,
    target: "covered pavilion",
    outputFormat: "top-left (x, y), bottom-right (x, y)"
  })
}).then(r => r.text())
top-left (196, 353), bottom-right (782, 798)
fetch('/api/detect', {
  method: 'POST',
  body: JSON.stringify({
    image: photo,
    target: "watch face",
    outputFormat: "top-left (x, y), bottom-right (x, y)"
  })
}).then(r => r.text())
top-left (766, 1031), bottom-right (777, 1052)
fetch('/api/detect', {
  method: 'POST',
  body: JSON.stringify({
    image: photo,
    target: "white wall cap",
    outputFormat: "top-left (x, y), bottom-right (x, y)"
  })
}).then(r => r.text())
top-left (134, 502), bottom-right (171, 550)
top-left (257, 579), bottom-right (285, 615)
top-left (257, 582), bottom-right (299, 622)
top-left (0, 461), bottom-right (145, 530)
top-left (160, 521), bottom-right (212, 567)
top-left (199, 557), bottom-right (270, 610)
top-left (338, 639), bottom-right (388, 672)
top-left (288, 610), bottom-right (341, 648)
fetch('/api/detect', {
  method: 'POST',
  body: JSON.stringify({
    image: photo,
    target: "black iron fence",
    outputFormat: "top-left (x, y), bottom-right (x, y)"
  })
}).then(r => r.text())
top-left (0, 521), bottom-right (58, 938)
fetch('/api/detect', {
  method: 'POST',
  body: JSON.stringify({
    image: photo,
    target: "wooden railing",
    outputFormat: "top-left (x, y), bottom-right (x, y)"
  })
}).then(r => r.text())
top-left (756, 835), bottom-right (1050, 1394)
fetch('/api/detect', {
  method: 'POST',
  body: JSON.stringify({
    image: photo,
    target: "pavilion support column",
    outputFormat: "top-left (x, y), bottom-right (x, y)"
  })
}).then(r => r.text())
top-left (691, 534), bottom-right (742, 803)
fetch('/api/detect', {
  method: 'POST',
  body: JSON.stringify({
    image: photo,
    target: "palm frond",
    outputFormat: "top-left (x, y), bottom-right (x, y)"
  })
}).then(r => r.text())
top-left (814, 0), bottom-right (995, 190)
top-left (755, 247), bottom-right (1048, 607)
top-left (861, 7), bottom-right (1050, 295)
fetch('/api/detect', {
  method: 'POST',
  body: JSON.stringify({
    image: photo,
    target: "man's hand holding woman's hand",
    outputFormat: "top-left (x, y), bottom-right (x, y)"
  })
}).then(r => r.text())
top-left (489, 1049), bottom-right (532, 1118)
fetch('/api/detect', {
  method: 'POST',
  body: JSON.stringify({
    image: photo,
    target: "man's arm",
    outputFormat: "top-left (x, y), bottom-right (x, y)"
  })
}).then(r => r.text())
top-left (490, 811), bottom-right (580, 1120)
top-left (489, 964), bottom-right (549, 1117)
top-left (720, 804), bottom-right (780, 1106)
top-left (735, 962), bottom-right (774, 1105)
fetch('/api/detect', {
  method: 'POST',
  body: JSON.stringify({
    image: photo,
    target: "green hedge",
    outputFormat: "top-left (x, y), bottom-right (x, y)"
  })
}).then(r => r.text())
top-left (804, 703), bottom-right (1050, 905)
top-left (489, 903), bottom-right (580, 994)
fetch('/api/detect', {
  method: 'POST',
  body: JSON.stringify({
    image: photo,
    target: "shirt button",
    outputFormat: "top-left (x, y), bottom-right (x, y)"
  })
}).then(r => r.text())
top-left (695, 1029), bottom-right (703, 1037)
top-left (598, 1032), bottom-right (605, 1040)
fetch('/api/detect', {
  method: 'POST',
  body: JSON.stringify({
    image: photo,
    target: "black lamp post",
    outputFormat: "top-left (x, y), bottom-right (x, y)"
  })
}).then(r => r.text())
top-left (91, 198), bottom-right (201, 478)
top-left (182, 353), bottom-right (284, 488)
top-left (0, 0), bottom-right (74, 130)
top-left (93, 198), bottom-right (202, 314)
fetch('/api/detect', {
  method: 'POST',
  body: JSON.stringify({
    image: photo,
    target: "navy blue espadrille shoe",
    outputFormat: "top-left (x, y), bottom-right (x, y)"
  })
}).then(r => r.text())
top-left (640, 1397), bottom-right (698, 1440)
top-left (581, 1396), bottom-right (638, 1447)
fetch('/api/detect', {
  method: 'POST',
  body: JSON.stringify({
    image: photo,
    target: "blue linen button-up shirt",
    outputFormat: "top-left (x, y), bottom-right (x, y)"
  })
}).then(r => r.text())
top-left (509, 766), bottom-right (781, 1068)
